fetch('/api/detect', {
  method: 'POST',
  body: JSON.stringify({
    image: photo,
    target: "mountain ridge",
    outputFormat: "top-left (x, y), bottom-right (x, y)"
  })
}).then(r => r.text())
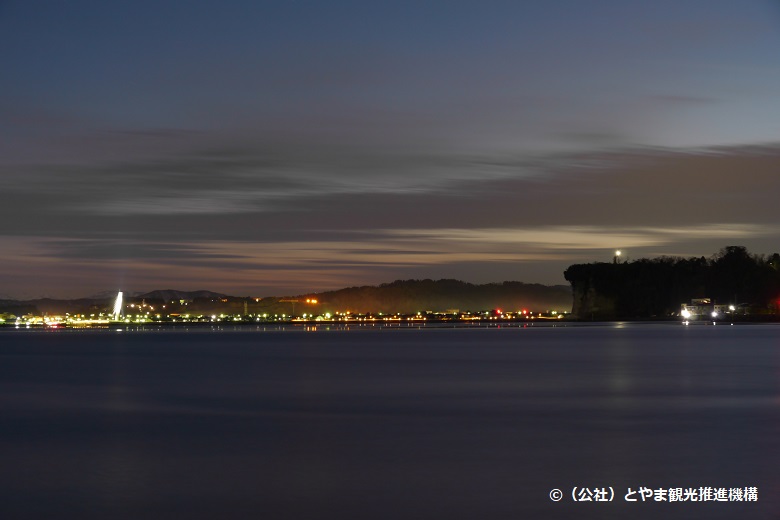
top-left (0, 280), bottom-right (572, 315)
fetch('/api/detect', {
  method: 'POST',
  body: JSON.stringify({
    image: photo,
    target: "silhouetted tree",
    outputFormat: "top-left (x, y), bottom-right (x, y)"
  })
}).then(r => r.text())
top-left (564, 246), bottom-right (780, 319)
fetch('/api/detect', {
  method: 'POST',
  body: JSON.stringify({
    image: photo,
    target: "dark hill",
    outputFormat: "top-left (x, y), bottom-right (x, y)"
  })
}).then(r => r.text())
top-left (0, 281), bottom-right (572, 318)
top-left (298, 279), bottom-right (572, 314)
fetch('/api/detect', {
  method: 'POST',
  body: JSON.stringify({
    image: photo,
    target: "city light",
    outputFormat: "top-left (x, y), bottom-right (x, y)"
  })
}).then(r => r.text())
top-left (2, 301), bottom-right (571, 328)
top-left (112, 292), bottom-right (123, 320)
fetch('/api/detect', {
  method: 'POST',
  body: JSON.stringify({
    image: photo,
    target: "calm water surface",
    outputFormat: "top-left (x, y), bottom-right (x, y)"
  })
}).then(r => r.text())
top-left (1, 323), bottom-right (778, 519)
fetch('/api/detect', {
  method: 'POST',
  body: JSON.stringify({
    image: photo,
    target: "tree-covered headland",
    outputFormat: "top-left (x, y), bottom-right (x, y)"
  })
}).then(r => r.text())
top-left (564, 246), bottom-right (780, 320)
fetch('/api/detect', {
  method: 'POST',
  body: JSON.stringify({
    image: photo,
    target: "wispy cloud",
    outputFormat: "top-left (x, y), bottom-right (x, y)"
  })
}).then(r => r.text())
top-left (2, 142), bottom-right (780, 297)
top-left (384, 224), bottom-right (777, 249)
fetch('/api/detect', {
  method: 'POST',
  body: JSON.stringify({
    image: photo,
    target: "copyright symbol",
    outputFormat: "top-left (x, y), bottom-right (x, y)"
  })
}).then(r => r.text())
top-left (549, 489), bottom-right (563, 502)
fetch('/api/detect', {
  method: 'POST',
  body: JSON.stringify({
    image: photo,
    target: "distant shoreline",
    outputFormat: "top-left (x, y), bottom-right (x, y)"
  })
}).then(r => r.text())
top-left (3, 315), bottom-right (780, 331)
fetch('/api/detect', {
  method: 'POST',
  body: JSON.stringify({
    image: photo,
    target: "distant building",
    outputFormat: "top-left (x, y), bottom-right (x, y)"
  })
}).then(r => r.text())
top-left (680, 298), bottom-right (735, 320)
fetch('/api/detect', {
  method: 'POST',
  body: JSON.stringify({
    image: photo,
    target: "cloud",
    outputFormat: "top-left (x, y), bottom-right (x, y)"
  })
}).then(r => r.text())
top-left (2, 141), bottom-right (780, 297)
top-left (15, 222), bottom-right (778, 277)
top-left (3, 141), bottom-right (780, 236)
top-left (383, 223), bottom-right (778, 249)
top-left (1, 142), bottom-right (552, 218)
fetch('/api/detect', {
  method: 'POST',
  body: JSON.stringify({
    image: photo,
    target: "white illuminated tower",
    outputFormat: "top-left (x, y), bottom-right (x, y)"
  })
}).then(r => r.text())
top-left (112, 291), bottom-right (124, 321)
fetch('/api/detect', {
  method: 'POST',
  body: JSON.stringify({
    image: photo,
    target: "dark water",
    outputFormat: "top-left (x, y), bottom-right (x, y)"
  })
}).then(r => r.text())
top-left (1, 323), bottom-right (778, 519)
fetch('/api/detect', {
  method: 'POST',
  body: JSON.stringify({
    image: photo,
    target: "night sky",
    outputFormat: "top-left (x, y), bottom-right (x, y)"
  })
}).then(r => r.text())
top-left (2, 1), bottom-right (780, 298)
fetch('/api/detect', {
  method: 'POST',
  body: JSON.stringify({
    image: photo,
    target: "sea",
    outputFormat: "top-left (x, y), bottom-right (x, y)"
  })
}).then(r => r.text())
top-left (1, 322), bottom-right (778, 519)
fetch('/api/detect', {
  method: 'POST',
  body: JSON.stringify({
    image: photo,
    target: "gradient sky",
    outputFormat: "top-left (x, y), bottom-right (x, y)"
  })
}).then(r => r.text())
top-left (2, 0), bottom-right (780, 298)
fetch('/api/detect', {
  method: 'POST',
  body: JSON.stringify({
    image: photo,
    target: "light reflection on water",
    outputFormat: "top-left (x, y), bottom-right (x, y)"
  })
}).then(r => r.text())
top-left (1, 323), bottom-right (779, 519)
